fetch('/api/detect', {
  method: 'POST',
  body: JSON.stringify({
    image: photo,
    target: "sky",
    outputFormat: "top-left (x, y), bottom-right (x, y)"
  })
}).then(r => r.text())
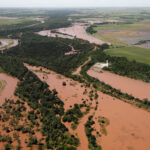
top-left (0, 0), bottom-right (150, 8)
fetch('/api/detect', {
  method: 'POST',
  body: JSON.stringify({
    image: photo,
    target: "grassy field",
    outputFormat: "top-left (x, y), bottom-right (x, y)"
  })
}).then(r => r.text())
top-left (0, 67), bottom-right (3, 73)
top-left (0, 80), bottom-right (6, 93)
top-left (94, 23), bottom-right (150, 31)
top-left (0, 17), bottom-right (34, 26)
top-left (105, 46), bottom-right (150, 66)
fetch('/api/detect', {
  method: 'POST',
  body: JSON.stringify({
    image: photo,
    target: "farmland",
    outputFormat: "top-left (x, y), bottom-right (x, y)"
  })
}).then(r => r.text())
top-left (91, 22), bottom-right (150, 46)
top-left (105, 46), bottom-right (150, 65)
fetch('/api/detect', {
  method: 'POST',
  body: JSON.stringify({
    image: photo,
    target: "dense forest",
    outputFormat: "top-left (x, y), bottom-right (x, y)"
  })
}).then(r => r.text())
top-left (6, 33), bottom-right (94, 75)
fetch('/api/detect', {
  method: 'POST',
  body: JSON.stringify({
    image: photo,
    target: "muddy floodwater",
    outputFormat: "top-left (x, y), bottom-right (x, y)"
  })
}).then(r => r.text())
top-left (98, 94), bottom-right (150, 150)
top-left (88, 68), bottom-right (150, 100)
top-left (0, 73), bottom-right (18, 105)
top-left (57, 24), bottom-right (104, 45)
top-left (0, 39), bottom-right (18, 51)
top-left (37, 23), bottom-right (105, 45)
top-left (26, 63), bottom-right (150, 150)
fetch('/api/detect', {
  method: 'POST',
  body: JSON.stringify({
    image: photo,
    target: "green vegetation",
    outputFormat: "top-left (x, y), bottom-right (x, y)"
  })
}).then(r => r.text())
top-left (85, 115), bottom-right (102, 150)
top-left (0, 56), bottom-right (79, 149)
top-left (7, 33), bottom-right (94, 75)
top-left (135, 40), bottom-right (150, 45)
top-left (0, 9), bottom-right (72, 38)
top-left (98, 116), bottom-right (109, 136)
top-left (78, 49), bottom-right (150, 111)
top-left (0, 66), bottom-right (4, 73)
top-left (63, 104), bottom-right (83, 124)
top-left (86, 25), bottom-right (97, 34)
top-left (0, 17), bottom-right (34, 26)
top-left (0, 80), bottom-right (7, 93)
top-left (94, 23), bottom-right (150, 31)
top-left (105, 46), bottom-right (150, 66)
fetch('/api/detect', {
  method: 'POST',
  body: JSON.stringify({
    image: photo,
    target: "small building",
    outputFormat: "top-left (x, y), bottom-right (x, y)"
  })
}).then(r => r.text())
top-left (94, 60), bottom-right (109, 69)
top-left (92, 60), bottom-right (109, 72)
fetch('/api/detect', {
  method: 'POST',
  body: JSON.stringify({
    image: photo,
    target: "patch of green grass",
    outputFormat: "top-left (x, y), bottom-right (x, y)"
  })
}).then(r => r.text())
top-left (98, 116), bottom-right (109, 136)
top-left (105, 46), bottom-right (150, 66)
top-left (94, 23), bottom-right (150, 31)
top-left (71, 123), bottom-right (77, 130)
top-left (0, 17), bottom-right (34, 26)
top-left (34, 69), bottom-right (50, 74)
top-left (0, 67), bottom-right (4, 73)
top-left (0, 80), bottom-right (7, 93)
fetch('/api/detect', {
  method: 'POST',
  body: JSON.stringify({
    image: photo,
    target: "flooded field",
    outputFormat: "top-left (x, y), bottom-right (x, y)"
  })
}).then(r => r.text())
top-left (0, 73), bottom-right (18, 105)
top-left (37, 30), bottom-right (74, 39)
top-left (57, 24), bottom-right (104, 45)
top-left (97, 94), bottom-right (150, 150)
top-left (87, 68), bottom-right (150, 100)
top-left (92, 22), bottom-right (150, 46)
top-left (37, 23), bottom-right (105, 45)
top-left (25, 63), bottom-right (150, 150)
top-left (0, 39), bottom-right (18, 51)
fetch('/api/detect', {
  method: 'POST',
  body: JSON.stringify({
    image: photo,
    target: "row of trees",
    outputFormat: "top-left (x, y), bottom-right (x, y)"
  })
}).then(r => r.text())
top-left (85, 115), bottom-right (102, 150)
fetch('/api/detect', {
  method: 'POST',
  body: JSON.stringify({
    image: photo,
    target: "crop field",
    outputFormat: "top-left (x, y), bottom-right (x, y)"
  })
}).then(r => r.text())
top-left (0, 17), bottom-right (35, 26)
top-left (105, 46), bottom-right (150, 65)
top-left (92, 22), bottom-right (150, 46)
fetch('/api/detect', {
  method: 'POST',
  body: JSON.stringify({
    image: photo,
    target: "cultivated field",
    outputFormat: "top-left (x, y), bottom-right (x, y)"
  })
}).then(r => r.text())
top-left (105, 46), bottom-right (150, 65)
top-left (92, 21), bottom-right (150, 46)
top-left (0, 17), bottom-right (38, 26)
